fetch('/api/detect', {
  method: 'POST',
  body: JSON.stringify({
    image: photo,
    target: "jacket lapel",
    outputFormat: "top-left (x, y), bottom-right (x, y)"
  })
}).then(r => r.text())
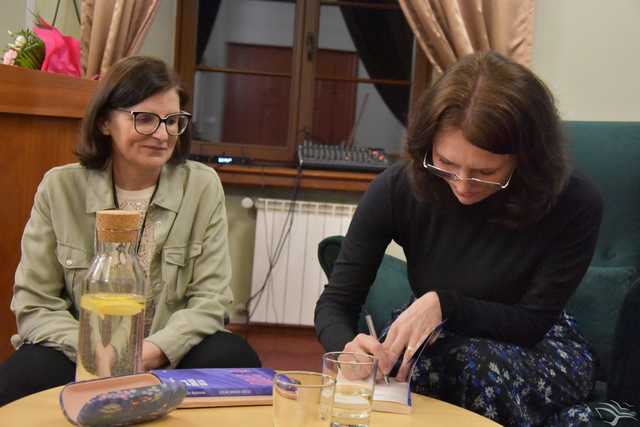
top-left (85, 166), bottom-right (116, 214)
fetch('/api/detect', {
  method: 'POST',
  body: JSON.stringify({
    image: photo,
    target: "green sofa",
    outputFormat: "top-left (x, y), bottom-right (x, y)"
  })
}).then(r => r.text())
top-left (317, 121), bottom-right (640, 400)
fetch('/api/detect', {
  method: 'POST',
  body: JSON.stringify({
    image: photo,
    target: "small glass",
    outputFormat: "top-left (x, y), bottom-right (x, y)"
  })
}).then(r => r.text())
top-left (273, 371), bottom-right (336, 427)
top-left (322, 352), bottom-right (378, 427)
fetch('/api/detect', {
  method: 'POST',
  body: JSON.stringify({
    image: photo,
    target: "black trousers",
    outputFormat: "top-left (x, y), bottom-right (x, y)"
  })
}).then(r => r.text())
top-left (0, 331), bottom-right (260, 407)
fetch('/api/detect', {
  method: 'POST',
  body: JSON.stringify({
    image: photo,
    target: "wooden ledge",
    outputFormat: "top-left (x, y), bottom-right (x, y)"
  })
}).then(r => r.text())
top-left (211, 163), bottom-right (377, 192)
top-left (0, 64), bottom-right (97, 119)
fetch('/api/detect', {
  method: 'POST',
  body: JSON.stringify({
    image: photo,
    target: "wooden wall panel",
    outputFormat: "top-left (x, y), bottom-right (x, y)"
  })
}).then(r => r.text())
top-left (0, 65), bottom-right (96, 363)
top-left (0, 65), bottom-right (95, 118)
top-left (0, 115), bottom-right (81, 362)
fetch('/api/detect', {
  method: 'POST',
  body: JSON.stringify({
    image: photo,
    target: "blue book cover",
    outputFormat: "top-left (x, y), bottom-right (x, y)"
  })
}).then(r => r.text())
top-left (151, 368), bottom-right (276, 398)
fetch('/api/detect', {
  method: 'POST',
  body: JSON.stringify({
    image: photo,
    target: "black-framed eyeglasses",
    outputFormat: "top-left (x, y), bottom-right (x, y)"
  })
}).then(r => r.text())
top-left (116, 108), bottom-right (192, 136)
top-left (422, 152), bottom-right (513, 189)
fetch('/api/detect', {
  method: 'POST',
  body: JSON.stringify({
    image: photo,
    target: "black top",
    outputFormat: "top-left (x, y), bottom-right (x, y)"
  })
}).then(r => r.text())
top-left (315, 162), bottom-right (603, 352)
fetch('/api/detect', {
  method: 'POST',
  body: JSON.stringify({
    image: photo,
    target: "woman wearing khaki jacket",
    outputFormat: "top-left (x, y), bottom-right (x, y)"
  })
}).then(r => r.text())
top-left (0, 56), bottom-right (260, 406)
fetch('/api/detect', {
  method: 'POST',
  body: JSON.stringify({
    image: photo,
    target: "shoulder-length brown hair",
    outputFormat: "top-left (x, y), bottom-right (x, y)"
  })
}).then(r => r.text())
top-left (406, 51), bottom-right (569, 228)
top-left (76, 56), bottom-right (191, 169)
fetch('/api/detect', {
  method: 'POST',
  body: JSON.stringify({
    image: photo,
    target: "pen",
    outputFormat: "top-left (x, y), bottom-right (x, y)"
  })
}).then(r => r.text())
top-left (365, 314), bottom-right (390, 384)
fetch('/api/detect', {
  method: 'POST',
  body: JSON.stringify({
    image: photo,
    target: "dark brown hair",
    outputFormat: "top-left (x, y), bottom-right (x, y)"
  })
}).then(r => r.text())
top-left (406, 51), bottom-right (569, 227)
top-left (76, 56), bottom-right (191, 169)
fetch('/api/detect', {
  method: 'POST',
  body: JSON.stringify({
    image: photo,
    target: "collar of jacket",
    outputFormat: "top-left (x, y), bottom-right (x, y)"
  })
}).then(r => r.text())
top-left (85, 162), bottom-right (184, 214)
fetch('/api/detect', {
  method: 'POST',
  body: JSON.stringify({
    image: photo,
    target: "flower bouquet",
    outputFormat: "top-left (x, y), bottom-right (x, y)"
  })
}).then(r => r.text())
top-left (3, 15), bottom-right (81, 77)
top-left (3, 29), bottom-right (45, 69)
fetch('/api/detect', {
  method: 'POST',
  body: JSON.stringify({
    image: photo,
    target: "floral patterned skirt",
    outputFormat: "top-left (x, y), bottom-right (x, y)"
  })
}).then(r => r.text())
top-left (404, 312), bottom-right (596, 426)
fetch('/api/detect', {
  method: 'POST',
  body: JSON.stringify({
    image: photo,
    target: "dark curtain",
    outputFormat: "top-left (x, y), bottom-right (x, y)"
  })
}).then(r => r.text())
top-left (196, 0), bottom-right (222, 64)
top-left (339, 1), bottom-right (414, 125)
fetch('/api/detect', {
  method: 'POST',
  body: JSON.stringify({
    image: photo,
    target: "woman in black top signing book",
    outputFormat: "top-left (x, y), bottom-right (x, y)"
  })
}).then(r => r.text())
top-left (315, 51), bottom-right (602, 426)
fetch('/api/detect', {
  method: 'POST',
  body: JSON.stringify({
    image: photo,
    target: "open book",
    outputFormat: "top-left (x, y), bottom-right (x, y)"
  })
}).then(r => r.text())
top-left (371, 319), bottom-right (446, 415)
top-left (373, 378), bottom-right (412, 414)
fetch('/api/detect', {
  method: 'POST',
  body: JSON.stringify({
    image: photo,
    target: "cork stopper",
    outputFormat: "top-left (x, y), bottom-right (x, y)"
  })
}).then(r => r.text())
top-left (96, 210), bottom-right (141, 243)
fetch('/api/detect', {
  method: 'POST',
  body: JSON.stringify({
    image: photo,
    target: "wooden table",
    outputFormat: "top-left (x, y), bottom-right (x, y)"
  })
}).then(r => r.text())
top-left (0, 386), bottom-right (500, 426)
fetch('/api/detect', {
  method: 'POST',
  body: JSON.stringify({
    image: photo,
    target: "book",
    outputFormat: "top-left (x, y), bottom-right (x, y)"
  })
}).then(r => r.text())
top-left (335, 369), bottom-right (412, 415)
top-left (151, 368), bottom-right (414, 413)
top-left (151, 367), bottom-right (276, 408)
top-left (370, 320), bottom-right (445, 415)
top-left (373, 378), bottom-right (412, 415)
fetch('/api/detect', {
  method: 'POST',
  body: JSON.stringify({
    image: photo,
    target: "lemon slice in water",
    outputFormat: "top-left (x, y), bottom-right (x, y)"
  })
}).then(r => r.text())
top-left (81, 293), bottom-right (144, 318)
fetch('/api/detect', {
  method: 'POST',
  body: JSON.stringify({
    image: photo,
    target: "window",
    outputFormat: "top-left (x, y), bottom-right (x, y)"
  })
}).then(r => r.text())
top-left (175, 0), bottom-right (429, 165)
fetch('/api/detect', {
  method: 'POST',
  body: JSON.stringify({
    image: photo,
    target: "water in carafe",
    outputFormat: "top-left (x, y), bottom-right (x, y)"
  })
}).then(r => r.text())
top-left (76, 210), bottom-right (147, 380)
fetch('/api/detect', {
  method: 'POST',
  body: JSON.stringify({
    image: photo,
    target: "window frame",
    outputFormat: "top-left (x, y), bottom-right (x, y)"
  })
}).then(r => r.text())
top-left (174, 0), bottom-right (431, 165)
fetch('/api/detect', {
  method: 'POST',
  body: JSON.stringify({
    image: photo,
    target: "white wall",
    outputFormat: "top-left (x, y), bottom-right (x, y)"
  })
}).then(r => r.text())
top-left (531, 0), bottom-right (640, 121)
top-left (138, 0), bottom-right (177, 66)
top-left (1, 1), bottom-right (27, 48)
top-left (35, 0), bottom-right (80, 39)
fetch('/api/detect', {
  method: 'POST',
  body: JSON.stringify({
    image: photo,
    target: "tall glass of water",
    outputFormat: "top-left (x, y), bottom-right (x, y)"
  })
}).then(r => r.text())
top-left (273, 371), bottom-right (336, 427)
top-left (322, 352), bottom-right (378, 427)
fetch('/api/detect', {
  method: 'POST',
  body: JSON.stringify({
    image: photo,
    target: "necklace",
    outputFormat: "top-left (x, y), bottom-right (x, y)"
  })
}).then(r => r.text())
top-left (111, 172), bottom-right (160, 255)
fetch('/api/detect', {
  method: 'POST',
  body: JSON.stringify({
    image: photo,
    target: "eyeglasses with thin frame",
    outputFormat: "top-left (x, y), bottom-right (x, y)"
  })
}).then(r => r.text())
top-left (422, 152), bottom-right (513, 189)
top-left (116, 108), bottom-right (192, 136)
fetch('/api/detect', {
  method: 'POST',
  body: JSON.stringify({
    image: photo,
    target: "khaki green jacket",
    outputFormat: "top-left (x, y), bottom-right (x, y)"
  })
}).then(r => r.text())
top-left (11, 161), bottom-right (233, 366)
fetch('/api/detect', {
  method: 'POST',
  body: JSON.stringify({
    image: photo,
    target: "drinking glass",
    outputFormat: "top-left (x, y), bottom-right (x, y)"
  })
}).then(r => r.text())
top-left (322, 352), bottom-right (378, 427)
top-left (273, 371), bottom-right (336, 427)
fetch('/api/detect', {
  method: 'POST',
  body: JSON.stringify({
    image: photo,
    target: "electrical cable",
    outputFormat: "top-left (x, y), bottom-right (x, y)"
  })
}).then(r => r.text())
top-left (72, 0), bottom-right (81, 25)
top-left (243, 163), bottom-right (304, 326)
top-left (246, 166), bottom-right (301, 319)
top-left (52, 0), bottom-right (61, 27)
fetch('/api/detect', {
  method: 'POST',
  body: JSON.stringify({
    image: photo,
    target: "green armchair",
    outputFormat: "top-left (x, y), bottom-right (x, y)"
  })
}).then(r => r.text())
top-left (564, 121), bottom-right (640, 399)
top-left (317, 121), bottom-right (640, 402)
top-left (318, 235), bottom-right (413, 335)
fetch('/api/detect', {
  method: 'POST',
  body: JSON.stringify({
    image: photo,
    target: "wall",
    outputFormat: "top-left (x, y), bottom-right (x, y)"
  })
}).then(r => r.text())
top-left (35, 0), bottom-right (80, 39)
top-left (0, 1), bottom-right (27, 48)
top-left (138, 0), bottom-right (176, 66)
top-left (531, 0), bottom-right (640, 121)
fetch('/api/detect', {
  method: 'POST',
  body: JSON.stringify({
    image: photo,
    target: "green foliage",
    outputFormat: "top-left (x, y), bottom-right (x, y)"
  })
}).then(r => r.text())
top-left (5, 28), bottom-right (45, 70)
top-left (15, 30), bottom-right (45, 69)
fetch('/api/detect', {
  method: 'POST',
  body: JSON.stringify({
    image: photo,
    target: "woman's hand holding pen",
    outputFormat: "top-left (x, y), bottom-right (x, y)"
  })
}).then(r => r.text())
top-left (382, 291), bottom-right (443, 382)
top-left (343, 333), bottom-right (394, 382)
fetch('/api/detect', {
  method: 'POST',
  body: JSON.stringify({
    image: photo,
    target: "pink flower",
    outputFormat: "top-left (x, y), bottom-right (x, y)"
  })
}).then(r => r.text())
top-left (33, 17), bottom-right (80, 77)
top-left (2, 49), bottom-right (17, 65)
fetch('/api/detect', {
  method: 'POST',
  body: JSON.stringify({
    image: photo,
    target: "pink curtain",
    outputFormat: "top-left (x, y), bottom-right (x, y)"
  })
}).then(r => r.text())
top-left (399, 0), bottom-right (535, 73)
top-left (80, 0), bottom-right (160, 78)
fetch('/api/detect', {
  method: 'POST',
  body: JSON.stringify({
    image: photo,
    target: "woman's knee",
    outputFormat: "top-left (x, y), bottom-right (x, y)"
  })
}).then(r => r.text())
top-left (446, 339), bottom-right (487, 369)
top-left (443, 339), bottom-right (505, 393)
top-left (177, 332), bottom-right (261, 369)
top-left (0, 344), bottom-right (75, 406)
top-left (412, 337), bottom-right (493, 398)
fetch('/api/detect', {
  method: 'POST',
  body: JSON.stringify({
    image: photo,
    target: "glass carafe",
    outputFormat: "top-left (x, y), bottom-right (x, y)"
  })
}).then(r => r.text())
top-left (76, 210), bottom-right (147, 381)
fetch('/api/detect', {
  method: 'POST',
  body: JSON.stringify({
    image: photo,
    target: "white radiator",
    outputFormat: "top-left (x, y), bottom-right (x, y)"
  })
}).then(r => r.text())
top-left (249, 198), bottom-right (357, 326)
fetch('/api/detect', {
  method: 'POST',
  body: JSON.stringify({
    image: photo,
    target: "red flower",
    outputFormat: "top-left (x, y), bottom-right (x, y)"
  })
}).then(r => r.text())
top-left (33, 17), bottom-right (81, 77)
